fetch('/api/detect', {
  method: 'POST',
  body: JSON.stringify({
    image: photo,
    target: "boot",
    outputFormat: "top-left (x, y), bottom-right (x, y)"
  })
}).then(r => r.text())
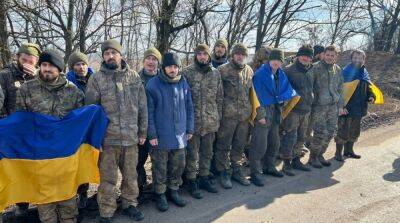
top-left (344, 142), bottom-right (361, 159)
top-left (264, 157), bottom-right (284, 177)
top-left (318, 154), bottom-right (331, 167)
top-left (292, 157), bottom-right (311, 171)
top-left (96, 217), bottom-right (113, 223)
top-left (199, 176), bottom-right (218, 193)
top-left (187, 179), bottom-right (203, 199)
top-left (168, 189), bottom-right (186, 207)
top-left (232, 168), bottom-right (251, 186)
top-left (250, 173), bottom-right (264, 187)
top-left (282, 159), bottom-right (295, 176)
top-left (334, 143), bottom-right (344, 162)
top-left (122, 205), bottom-right (144, 221)
top-left (308, 152), bottom-right (323, 169)
top-left (155, 193), bottom-right (168, 212)
top-left (219, 170), bottom-right (232, 189)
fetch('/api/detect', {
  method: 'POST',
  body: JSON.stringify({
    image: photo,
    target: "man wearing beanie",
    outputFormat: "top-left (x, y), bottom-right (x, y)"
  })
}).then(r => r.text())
top-left (67, 51), bottom-right (93, 92)
top-left (249, 48), bottom-right (297, 186)
top-left (279, 45), bottom-right (314, 176)
top-left (307, 45), bottom-right (344, 169)
top-left (16, 49), bottom-right (84, 222)
top-left (146, 52), bottom-right (194, 212)
top-left (313, 45), bottom-right (325, 63)
top-left (211, 38), bottom-right (229, 68)
top-left (0, 43), bottom-right (41, 119)
top-left (137, 46), bottom-right (162, 202)
top-left (214, 43), bottom-right (253, 189)
top-left (180, 44), bottom-right (223, 199)
top-left (85, 39), bottom-right (147, 222)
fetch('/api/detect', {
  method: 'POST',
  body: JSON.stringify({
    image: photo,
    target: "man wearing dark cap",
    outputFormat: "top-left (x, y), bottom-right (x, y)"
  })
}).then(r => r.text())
top-left (16, 49), bottom-right (84, 223)
top-left (214, 43), bottom-right (253, 189)
top-left (67, 51), bottom-right (93, 92)
top-left (85, 39), bottom-right (147, 222)
top-left (279, 45), bottom-right (314, 176)
top-left (0, 43), bottom-right (41, 118)
top-left (249, 48), bottom-right (297, 186)
top-left (181, 44), bottom-right (223, 199)
top-left (313, 45), bottom-right (325, 63)
top-left (136, 47), bottom-right (162, 200)
top-left (211, 38), bottom-right (229, 68)
top-left (146, 52), bottom-right (194, 212)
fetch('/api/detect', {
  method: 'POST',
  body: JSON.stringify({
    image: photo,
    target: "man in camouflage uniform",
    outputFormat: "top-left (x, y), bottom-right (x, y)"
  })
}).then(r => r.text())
top-left (181, 44), bottom-right (223, 199)
top-left (137, 47), bottom-right (162, 201)
top-left (0, 42), bottom-right (41, 215)
top-left (279, 45), bottom-right (314, 176)
top-left (85, 40), bottom-right (147, 223)
top-left (0, 85), bottom-right (3, 110)
top-left (215, 43), bottom-right (253, 189)
top-left (308, 45), bottom-right (345, 168)
top-left (16, 50), bottom-right (84, 223)
top-left (211, 39), bottom-right (229, 68)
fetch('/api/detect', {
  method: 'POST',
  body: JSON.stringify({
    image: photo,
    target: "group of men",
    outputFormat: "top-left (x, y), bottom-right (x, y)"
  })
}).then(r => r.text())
top-left (0, 38), bottom-right (375, 223)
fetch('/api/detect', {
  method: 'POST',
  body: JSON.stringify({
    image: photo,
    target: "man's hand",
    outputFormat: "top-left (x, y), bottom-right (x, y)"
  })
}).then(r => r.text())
top-left (150, 138), bottom-right (158, 147)
top-left (368, 97), bottom-right (375, 104)
top-left (258, 118), bottom-right (267, 125)
top-left (22, 64), bottom-right (36, 76)
top-left (339, 108), bottom-right (348, 116)
top-left (138, 138), bottom-right (146, 145)
top-left (187, 134), bottom-right (193, 140)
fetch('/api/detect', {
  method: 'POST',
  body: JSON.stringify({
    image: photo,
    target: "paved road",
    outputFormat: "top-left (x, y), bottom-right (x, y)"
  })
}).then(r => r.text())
top-left (84, 122), bottom-right (400, 223)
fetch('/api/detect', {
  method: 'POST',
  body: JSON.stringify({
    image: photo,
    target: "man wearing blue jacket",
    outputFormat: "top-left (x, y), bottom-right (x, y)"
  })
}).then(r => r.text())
top-left (66, 51), bottom-right (93, 93)
top-left (146, 52), bottom-right (195, 212)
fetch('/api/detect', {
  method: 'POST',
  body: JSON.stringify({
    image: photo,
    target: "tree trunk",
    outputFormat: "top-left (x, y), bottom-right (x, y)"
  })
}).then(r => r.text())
top-left (255, 0), bottom-right (266, 51)
top-left (0, 0), bottom-right (11, 68)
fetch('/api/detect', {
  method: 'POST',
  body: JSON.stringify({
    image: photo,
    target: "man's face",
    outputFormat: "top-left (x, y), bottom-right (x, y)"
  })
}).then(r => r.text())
top-left (351, 53), bottom-right (365, 68)
top-left (103, 49), bottom-right (121, 69)
top-left (298, 55), bottom-right (312, 66)
top-left (143, 55), bottom-right (159, 74)
top-left (164, 65), bottom-right (179, 78)
top-left (269, 60), bottom-right (282, 70)
top-left (214, 44), bottom-right (226, 58)
top-left (17, 53), bottom-right (38, 68)
top-left (233, 53), bottom-right (247, 66)
top-left (323, 50), bottom-right (337, 64)
top-left (40, 62), bottom-right (60, 82)
top-left (196, 51), bottom-right (210, 65)
top-left (73, 62), bottom-right (88, 77)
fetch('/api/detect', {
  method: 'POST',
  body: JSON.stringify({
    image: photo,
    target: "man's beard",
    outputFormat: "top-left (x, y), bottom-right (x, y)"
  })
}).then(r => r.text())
top-left (214, 51), bottom-right (225, 59)
top-left (105, 61), bottom-right (119, 70)
top-left (40, 72), bottom-right (57, 82)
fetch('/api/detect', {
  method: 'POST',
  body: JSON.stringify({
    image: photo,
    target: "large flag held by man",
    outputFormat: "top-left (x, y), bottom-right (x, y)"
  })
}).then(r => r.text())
top-left (0, 105), bottom-right (108, 211)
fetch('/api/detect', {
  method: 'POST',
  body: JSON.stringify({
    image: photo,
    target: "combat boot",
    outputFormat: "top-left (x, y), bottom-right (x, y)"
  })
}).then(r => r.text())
top-left (219, 170), bottom-right (232, 189)
top-left (318, 154), bottom-right (331, 167)
top-left (282, 159), bottom-right (295, 176)
top-left (308, 152), bottom-right (323, 169)
top-left (122, 205), bottom-right (144, 221)
top-left (187, 179), bottom-right (203, 199)
top-left (344, 142), bottom-right (361, 159)
top-left (292, 157), bottom-right (311, 171)
top-left (334, 143), bottom-right (344, 162)
top-left (96, 217), bottom-right (113, 223)
top-left (155, 193), bottom-right (168, 212)
top-left (264, 157), bottom-right (284, 177)
top-left (250, 173), bottom-right (264, 187)
top-left (199, 176), bottom-right (218, 193)
top-left (168, 189), bottom-right (186, 207)
top-left (232, 168), bottom-right (251, 186)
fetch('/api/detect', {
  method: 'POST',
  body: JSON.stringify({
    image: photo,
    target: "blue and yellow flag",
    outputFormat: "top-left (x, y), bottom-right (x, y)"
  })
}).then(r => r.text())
top-left (342, 64), bottom-right (384, 106)
top-left (0, 105), bottom-right (108, 211)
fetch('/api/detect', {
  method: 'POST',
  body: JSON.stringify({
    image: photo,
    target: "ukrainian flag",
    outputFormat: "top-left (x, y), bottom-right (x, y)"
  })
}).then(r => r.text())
top-left (0, 105), bottom-right (108, 211)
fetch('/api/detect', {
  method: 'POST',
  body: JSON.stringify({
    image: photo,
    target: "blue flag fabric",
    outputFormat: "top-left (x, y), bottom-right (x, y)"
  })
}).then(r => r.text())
top-left (342, 63), bottom-right (371, 83)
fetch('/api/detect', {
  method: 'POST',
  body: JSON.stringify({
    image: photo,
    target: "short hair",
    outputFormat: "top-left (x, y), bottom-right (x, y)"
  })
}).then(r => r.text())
top-left (324, 45), bottom-right (340, 54)
top-left (350, 49), bottom-right (366, 60)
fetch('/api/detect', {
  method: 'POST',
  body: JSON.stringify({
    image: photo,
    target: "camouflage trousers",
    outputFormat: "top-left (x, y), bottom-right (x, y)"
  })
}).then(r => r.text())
top-left (249, 121), bottom-right (280, 174)
top-left (185, 133), bottom-right (215, 180)
top-left (97, 145), bottom-right (139, 218)
top-left (215, 118), bottom-right (249, 172)
top-left (309, 104), bottom-right (338, 155)
top-left (151, 148), bottom-right (186, 194)
top-left (280, 112), bottom-right (310, 160)
top-left (37, 197), bottom-right (77, 223)
top-left (335, 116), bottom-right (362, 144)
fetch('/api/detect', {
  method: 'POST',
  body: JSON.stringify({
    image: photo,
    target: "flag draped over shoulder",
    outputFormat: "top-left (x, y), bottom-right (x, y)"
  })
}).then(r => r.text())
top-left (342, 63), bottom-right (384, 106)
top-left (0, 105), bottom-right (108, 211)
top-left (250, 63), bottom-right (299, 123)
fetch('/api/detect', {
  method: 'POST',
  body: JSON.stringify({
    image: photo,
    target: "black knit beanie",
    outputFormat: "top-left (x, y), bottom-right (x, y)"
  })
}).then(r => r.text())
top-left (39, 50), bottom-right (65, 71)
top-left (162, 53), bottom-right (181, 69)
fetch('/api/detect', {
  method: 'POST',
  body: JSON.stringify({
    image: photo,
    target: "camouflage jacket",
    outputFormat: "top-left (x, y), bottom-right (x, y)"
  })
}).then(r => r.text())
top-left (0, 85), bottom-right (4, 111)
top-left (218, 62), bottom-right (253, 121)
top-left (85, 60), bottom-right (148, 146)
top-left (16, 75), bottom-right (84, 117)
top-left (0, 63), bottom-right (35, 118)
top-left (182, 63), bottom-right (223, 136)
top-left (309, 61), bottom-right (344, 108)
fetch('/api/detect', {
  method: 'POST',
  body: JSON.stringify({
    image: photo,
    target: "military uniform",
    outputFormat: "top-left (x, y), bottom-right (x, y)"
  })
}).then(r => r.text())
top-left (308, 61), bottom-right (343, 162)
top-left (182, 62), bottom-right (223, 180)
top-left (85, 60), bottom-right (147, 218)
top-left (16, 74), bottom-right (84, 223)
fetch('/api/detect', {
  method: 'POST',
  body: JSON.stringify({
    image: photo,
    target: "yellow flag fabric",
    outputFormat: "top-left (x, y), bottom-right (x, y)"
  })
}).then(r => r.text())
top-left (343, 80), bottom-right (384, 106)
top-left (282, 96), bottom-right (301, 119)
